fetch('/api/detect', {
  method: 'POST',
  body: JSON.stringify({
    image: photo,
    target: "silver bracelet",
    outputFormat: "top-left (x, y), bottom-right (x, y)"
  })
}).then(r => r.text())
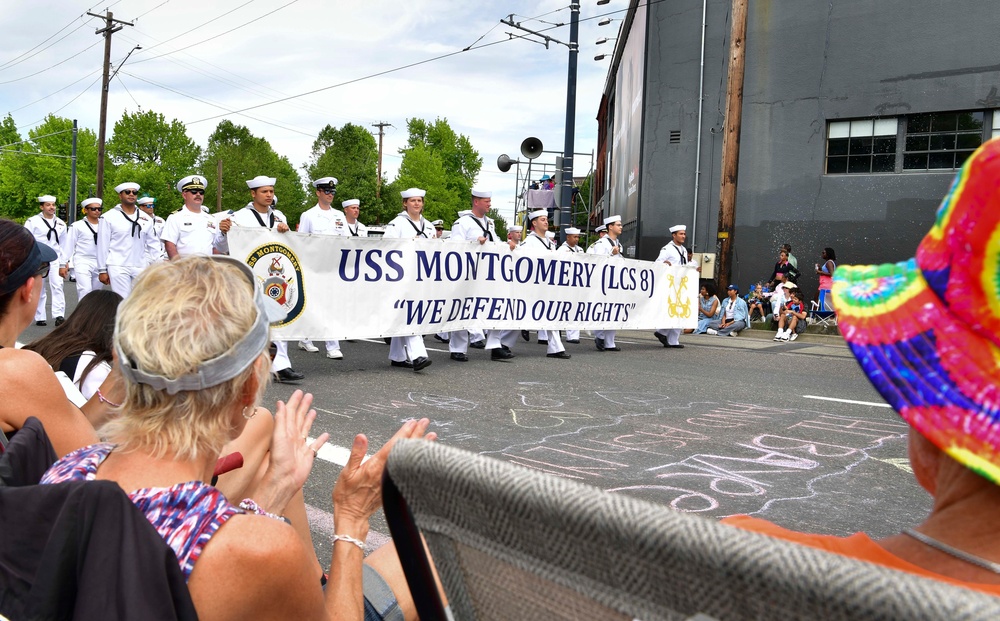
top-left (332, 533), bottom-right (366, 551)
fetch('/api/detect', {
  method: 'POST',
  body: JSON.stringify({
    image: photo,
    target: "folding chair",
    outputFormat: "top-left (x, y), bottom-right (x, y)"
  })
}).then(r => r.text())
top-left (383, 439), bottom-right (1000, 621)
top-left (809, 299), bottom-right (838, 329)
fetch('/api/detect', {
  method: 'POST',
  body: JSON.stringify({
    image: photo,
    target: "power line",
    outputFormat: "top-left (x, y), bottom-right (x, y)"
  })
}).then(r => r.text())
top-left (17, 73), bottom-right (102, 130)
top-left (116, 74), bottom-right (142, 109)
top-left (8, 68), bottom-right (102, 113)
top-left (0, 128), bottom-right (74, 150)
top-left (131, 0), bottom-right (258, 56)
top-left (0, 16), bottom-right (91, 72)
top-left (134, 0), bottom-right (172, 21)
top-left (0, 40), bottom-right (102, 85)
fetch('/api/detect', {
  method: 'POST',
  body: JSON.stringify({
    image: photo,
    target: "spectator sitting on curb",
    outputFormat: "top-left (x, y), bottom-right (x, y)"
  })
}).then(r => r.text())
top-left (746, 283), bottom-right (767, 322)
top-left (691, 282), bottom-right (721, 334)
top-left (707, 284), bottom-right (749, 336)
top-left (774, 289), bottom-right (808, 342)
top-left (767, 272), bottom-right (796, 320)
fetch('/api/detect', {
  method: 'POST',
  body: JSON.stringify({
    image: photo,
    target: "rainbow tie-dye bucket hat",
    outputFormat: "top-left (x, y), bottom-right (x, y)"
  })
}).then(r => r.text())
top-left (833, 137), bottom-right (1000, 484)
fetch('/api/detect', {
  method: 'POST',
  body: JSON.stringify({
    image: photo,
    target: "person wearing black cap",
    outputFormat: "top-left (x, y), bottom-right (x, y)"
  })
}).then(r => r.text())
top-left (162, 175), bottom-right (231, 259)
top-left (297, 177), bottom-right (345, 360)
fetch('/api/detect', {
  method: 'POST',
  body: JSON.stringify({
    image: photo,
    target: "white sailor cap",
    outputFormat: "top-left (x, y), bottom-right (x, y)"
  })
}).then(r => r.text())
top-left (471, 189), bottom-right (491, 198)
top-left (246, 176), bottom-right (276, 189)
top-left (603, 215), bottom-right (622, 225)
top-left (81, 198), bottom-right (102, 208)
top-left (432, 220), bottom-right (444, 228)
top-left (595, 225), bottom-right (607, 233)
top-left (115, 182), bottom-right (140, 193)
top-left (400, 188), bottom-right (426, 199)
top-left (342, 199), bottom-right (360, 208)
top-left (136, 196), bottom-right (156, 206)
top-left (564, 227), bottom-right (581, 235)
top-left (312, 176), bottom-right (338, 188)
top-left (528, 209), bottom-right (548, 221)
top-left (37, 195), bottom-right (56, 203)
top-left (669, 224), bottom-right (687, 233)
top-left (509, 224), bottom-right (523, 233)
top-left (271, 195), bottom-right (278, 205)
top-left (545, 231), bottom-right (555, 239)
top-left (458, 210), bottom-right (472, 217)
top-left (177, 175), bottom-right (207, 193)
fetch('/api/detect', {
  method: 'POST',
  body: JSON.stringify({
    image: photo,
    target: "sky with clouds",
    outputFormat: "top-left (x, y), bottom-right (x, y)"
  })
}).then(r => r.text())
top-left (1, 0), bottom-right (627, 221)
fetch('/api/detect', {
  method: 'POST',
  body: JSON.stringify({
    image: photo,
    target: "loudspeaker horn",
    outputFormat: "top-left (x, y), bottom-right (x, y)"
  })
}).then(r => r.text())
top-left (497, 154), bottom-right (517, 173)
top-left (520, 137), bottom-right (543, 160)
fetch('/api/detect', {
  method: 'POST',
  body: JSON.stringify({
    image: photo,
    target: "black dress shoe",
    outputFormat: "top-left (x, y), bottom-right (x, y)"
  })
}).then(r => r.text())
top-left (566, 339), bottom-right (580, 344)
top-left (433, 335), bottom-right (450, 343)
top-left (273, 368), bottom-right (305, 382)
top-left (383, 337), bottom-right (392, 345)
top-left (469, 340), bottom-right (486, 349)
top-left (54, 316), bottom-right (65, 327)
top-left (595, 337), bottom-right (605, 351)
top-left (667, 344), bottom-right (685, 349)
top-left (547, 351), bottom-right (571, 359)
top-left (605, 346), bottom-right (622, 352)
top-left (35, 320), bottom-right (47, 326)
top-left (520, 330), bottom-right (530, 342)
top-left (450, 352), bottom-right (468, 362)
top-left (654, 332), bottom-right (669, 347)
top-left (491, 348), bottom-right (515, 361)
top-left (537, 340), bottom-right (548, 345)
top-left (501, 344), bottom-right (512, 353)
top-left (390, 360), bottom-right (413, 368)
top-left (412, 356), bottom-right (432, 372)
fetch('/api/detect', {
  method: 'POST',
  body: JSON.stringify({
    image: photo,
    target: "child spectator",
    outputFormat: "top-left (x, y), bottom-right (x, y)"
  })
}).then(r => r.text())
top-left (746, 283), bottom-right (766, 322)
top-left (774, 289), bottom-right (808, 342)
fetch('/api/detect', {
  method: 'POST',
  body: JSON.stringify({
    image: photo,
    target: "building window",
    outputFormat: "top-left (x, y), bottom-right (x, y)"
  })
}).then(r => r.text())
top-left (903, 111), bottom-right (984, 171)
top-left (826, 119), bottom-right (897, 174)
top-left (993, 111), bottom-right (1000, 139)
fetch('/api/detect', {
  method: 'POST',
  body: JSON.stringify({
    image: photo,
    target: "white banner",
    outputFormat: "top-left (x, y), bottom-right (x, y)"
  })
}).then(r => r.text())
top-left (228, 228), bottom-right (698, 341)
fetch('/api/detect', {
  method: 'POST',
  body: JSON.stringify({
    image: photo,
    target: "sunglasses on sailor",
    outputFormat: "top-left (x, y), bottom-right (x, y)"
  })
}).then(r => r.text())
top-left (121, 189), bottom-right (138, 195)
top-left (185, 189), bottom-right (205, 195)
top-left (319, 188), bottom-right (335, 195)
top-left (85, 207), bottom-right (103, 212)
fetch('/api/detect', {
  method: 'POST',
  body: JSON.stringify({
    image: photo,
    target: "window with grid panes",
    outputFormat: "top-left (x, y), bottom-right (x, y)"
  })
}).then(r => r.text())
top-left (826, 119), bottom-right (897, 174)
top-left (903, 111), bottom-right (984, 171)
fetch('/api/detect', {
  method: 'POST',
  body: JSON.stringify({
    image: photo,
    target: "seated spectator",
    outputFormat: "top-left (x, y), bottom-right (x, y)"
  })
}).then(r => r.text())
top-left (24, 290), bottom-right (122, 403)
top-left (774, 289), bottom-right (808, 341)
top-left (707, 284), bottom-right (748, 336)
top-left (815, 247), bottom-right (837, 311)
top-left (41, 255), bottom-right (438, 620)
top-left (690, 282), bottom-right (720, 334)
top-left (0, 219), bottom-right (102, 457)
top-left (769, 273), bottom-right (796, 318)
top-left (725, 138), bottom-right (1000, 594)
top-left (746, 283), bottom-right (767, 322)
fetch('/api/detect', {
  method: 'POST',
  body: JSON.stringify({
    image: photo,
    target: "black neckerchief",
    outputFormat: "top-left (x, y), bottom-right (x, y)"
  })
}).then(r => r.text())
top-left (670, 241), bottom-right (686, 264)
top-left (84, 220), bottom-right (98, 243)
top-left (466, 214), bottom-right (493, 241)
top-left (120, 207), bottom-right (141, 238)
top-left (248, 207), bottom-right (275, 229)
top-left (405, 216), bottom-right (427, 238)
top-left (348, 222), bottom-right (359, 237)
top-left (41, 217), bottom-right (60, 244)
top-left (531, 232), bottom-right (552, 250)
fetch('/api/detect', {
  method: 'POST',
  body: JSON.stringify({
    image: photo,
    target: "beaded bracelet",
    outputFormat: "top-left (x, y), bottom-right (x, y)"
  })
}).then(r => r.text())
top-left (332, 533), bottom-right (366, 552)
top-left (96, 389), bottom-right (121, 408)
top-left (239, 498), bottom-right (291, 525)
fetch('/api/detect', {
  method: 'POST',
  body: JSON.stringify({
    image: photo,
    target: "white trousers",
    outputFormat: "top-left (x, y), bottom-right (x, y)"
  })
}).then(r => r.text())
top-left (73, 259), bottom-right (101, 300)
top-left (34, 260), bottom-right (65, 321)
top-left (389, 335), bottom-right (428, 362)
top-left (486, 330), bottom-right (515, 350)
top-left (272, 341), bottom-right (291, 372)
top-left (595, 330), bottom-right (618, 348)
top-left (301, 339), bottom-right (341, 353)
top-left (655, 328), bottom-right (682, 346)
top-left (107, 265), bottom-right (143, 298)
top-left (566, 329), bottom-right (580, 342)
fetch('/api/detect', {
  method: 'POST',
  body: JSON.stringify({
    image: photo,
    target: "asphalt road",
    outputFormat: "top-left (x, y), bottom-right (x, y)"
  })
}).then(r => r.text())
top-left (27, 287), bottom-right (929, 566)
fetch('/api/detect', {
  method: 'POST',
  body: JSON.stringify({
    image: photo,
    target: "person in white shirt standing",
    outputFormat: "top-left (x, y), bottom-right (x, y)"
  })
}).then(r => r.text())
top-left (341, 198), bottom-right (368, 238)
top-left (230, 175), bottom-right (305, 384)
top-left (558, 227), bottom-right (585, 344)
top-left (96, 181), bottom-right (159, 297)
top-left (296, 177), bottom-right (345, 360)
top-left (161, 175), bottom-right (231, 259)
top-left (588, 215), bottom-right (626, 351)
top-left (381, 188), bottom-right (434, 372)
top-left (653, 224), bottom-right (699, 349)
top-left (137, 195), bottom-right (167, 263)
top-left (25, 194), bottom-right (67, 326)
top-left (60, 198), bottom-right (103, 300)
top-left (518, 209), bottom-right (570, 359)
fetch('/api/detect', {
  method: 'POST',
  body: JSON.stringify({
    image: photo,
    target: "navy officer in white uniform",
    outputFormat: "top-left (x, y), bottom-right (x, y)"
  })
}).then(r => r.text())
top-left (25, 194), bottom-right (67, 325)
top-left (654, 224), bottom-right (699, 349)
top-left (161, 175), bottom-right (231, 258)
top-left (381, 188), bottom-right (434, 372)
top-left (587, 215), bottom-right (626, 351)
top-left (97, 181), bottom-right (160, 297)
top-left (297, 176), bottom-right (346, 359)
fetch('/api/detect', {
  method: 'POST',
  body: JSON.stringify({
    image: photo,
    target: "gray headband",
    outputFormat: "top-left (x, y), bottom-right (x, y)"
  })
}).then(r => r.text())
top-left (116, 256), bottom-right (286, 395)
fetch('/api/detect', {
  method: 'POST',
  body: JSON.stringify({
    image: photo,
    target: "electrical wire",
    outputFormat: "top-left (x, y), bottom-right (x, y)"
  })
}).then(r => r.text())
top-left (134, 0), bottom-right (172, 21)
top-left (116, 74), bottom-right (142, 109)
top-left (8, 68), bottom-right (102, 113)
top-left (17, 73), bottom-right (103, 130)
top-left (0, 16), bottom-right (92, 72)
top-left (0, 40), bottom-right (102, 85)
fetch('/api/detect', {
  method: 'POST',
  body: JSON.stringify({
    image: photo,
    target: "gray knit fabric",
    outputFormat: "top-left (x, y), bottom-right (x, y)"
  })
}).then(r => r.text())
top-left (386, 439), bottom-right (1000, 621)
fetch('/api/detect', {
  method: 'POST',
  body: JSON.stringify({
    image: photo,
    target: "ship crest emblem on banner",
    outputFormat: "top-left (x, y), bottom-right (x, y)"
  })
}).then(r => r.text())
top-left (246, 243), bottom-right (305, 326)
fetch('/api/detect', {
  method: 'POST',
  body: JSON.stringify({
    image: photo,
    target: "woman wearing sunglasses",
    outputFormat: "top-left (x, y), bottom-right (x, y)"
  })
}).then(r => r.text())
top-left (60, 198), bottom-right (105, 299)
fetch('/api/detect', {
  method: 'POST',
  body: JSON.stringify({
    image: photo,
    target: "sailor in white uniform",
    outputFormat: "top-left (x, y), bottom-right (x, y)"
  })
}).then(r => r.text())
top-left (558, 227), bottom-right (585, 344)
top-left (60, 198), bottom-right (103, 299)
top-left (518, 209), bottom-right (569, 359)
top-left (25, 194), bottom-right (67, 325)
top-left (231, 175), bottom-right (305, 383)
top-left (136, 196), bottom-right (167, 263)
top-left (381, 188), bottom-right (434, 372)
top-left (296, 177), bottom-right (346, 359)
top-left (96, 182), bottom-right (159, 298)
top-left (587, 215), bottom-right (626, 351)
top-left (654, 224), bottom-right (699, 348)
top-left (341, 198), bottom-right (368, 238)
top-left (586, 224), bottom-right (607, 251)
top-left (161, 175), bottom-right (230, 259)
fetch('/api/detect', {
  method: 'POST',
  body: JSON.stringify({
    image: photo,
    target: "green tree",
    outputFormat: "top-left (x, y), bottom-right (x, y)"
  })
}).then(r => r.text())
top-left (305, 123), bottom-right (382, 224)
top-left (487, 207), bottom-right (508, 241)
top-left (0, 115), bottom-right (99, 222)
top-left (200, 121), bottom-right (306, 225)
top-left (395, 117), bottom-right (482, 224)
top-left (106, 109), bottom-right (201, 213)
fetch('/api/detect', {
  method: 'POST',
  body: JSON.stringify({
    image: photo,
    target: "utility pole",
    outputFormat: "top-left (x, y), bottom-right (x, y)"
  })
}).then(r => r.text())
top-left (715, 0), bottom-right (748, 291)
top-left (88, 10), bottom-right (133, 199)
top-left (69, 120), bottom-right (78, 224)
top-left (372, 121), bottom-right (391, 200)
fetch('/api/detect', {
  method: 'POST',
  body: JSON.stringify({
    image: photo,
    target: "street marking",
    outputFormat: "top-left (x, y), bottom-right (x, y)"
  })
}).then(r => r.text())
top-left (314, 407), bottom-right (353, 419)
top-left (872, 457), bottom-right (913, 473)
top-left (305, 504), bottom-right (391, 551)
top-left (425, 346), bottom-right (449, 353)
top-left (803, 395), bottom-right (891, 408)
top-left (308, 439), bottom-right (370, 465)
top-left (359, 338), bottom-right (388, 344)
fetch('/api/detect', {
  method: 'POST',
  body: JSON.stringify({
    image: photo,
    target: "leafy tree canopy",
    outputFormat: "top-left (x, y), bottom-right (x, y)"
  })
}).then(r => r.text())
top-left (305, 123), bottom-right (384, 224)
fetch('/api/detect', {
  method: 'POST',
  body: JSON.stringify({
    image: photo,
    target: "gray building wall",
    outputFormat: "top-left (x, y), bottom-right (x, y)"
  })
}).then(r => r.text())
top-left (637, 0), bottom-right (1000, 297)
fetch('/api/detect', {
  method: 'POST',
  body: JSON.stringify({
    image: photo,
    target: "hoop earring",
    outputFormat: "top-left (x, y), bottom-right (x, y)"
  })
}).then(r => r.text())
top-left (242, 406), bottom-right (257, 420)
